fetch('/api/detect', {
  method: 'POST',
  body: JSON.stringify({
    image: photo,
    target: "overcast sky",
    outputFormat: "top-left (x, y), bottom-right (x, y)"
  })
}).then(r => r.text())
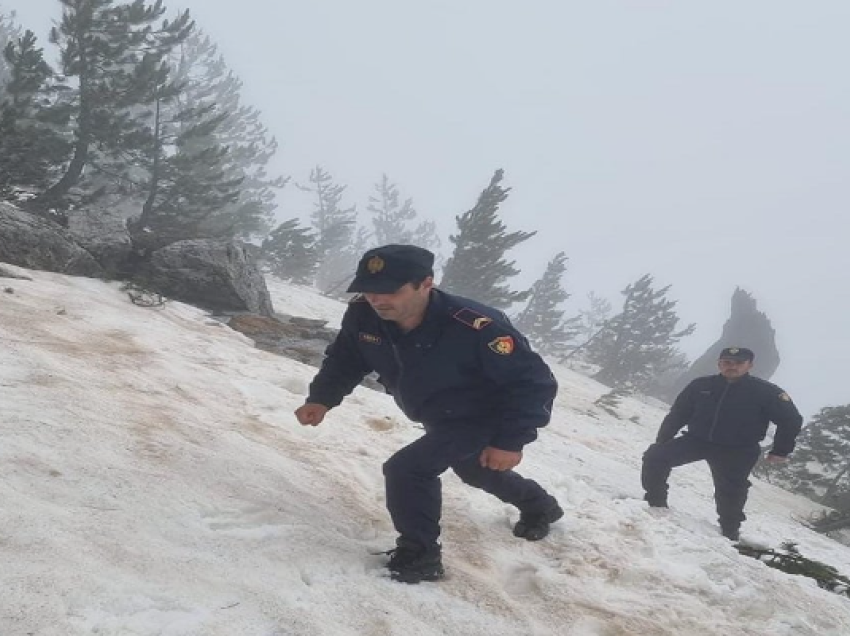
top-left (10, 0), bottom-right (850, 415)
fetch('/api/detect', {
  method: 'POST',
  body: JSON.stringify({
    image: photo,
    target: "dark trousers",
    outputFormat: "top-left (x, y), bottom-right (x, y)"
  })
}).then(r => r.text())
top-left (641, 435), bottom-right (762, 529)
top-left (382, 425), bottom-right (556, 548)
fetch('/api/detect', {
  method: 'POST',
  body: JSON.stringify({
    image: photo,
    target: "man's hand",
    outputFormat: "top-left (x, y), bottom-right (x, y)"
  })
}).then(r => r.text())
top-left (479, 447), bottom-right (522, 471)
top-left (295, 403), bottom-right (329, 427)
top-left (765, 453), bottom-right (789, 464)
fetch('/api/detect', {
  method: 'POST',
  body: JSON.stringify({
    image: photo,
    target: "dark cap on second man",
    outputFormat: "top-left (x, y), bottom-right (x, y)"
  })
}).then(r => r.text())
top-left (347, 244), bottom-right (435, 294)
top-left (718, 347), bottom-right (755, 362)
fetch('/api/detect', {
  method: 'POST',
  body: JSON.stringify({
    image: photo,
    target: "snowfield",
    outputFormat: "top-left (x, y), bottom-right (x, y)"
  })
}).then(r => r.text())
top-left (2, 265), bottom-right (848, 636)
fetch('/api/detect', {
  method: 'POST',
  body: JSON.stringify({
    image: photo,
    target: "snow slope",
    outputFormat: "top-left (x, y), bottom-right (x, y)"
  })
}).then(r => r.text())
top-left (1, 266), bottom-right (848, 636)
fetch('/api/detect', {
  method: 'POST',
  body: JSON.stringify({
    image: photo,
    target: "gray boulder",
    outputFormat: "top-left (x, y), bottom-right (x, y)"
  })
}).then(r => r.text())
top-left (0, 202), bottom-right (102, 276)
top-left (66, 204), bottom-right (133, 275)
top-left (148, 239), bottom-right (274, 316)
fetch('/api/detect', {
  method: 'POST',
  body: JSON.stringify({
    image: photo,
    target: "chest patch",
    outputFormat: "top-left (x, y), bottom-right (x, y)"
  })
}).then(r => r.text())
top-left (359, 332), bottom-right (382, 345)
top-left (453, 308), bottom-right (493, 330)
top-left (488, 335), bottom-right (515, 356)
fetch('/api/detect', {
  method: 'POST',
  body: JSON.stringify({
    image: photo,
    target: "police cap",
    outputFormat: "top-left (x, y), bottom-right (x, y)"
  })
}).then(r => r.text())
top-left (346, 244), bottom-right (435, 294)
top-left (718, 347), bottom-right (755, 362)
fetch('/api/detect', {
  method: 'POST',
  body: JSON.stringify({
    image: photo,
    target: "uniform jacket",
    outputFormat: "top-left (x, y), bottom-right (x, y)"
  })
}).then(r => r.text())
top-left (306, 289), bottom-right (558, 451)
top-left (655, 373), bottom-right (803, 455)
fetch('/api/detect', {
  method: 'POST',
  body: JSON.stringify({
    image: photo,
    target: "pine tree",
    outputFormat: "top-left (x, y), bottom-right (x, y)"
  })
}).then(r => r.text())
top-left (514, 252), bottom-right (579, 356)
top-left (133, 97), bottom-right (243, 249)
top-left (301, 166), bottom-right (357, 295)
top-left (261, 218), bottom-right (319, 285)
top-left (0, 30), bottom-right (73, 200)
top-left (0, 8), bottom-right (21, 95)
top-left (440, 169), bottom-right (534, 309)
top-left (36, 0), bottom-right (193, 210)
top-left (161, 30), bottom-right (286, 239)
top-left (770, 405), bottom-right (850, 506)
top-left (588, 274), bottom-right (695, 391)
top-left (368, 174), bottom-right (440, 254)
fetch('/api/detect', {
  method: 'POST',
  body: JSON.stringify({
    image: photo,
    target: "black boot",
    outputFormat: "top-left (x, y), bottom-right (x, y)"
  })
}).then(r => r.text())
top-left (386, 538), bottom-right (444, 584)
top-left (513, 502), bottom-right (564, 541)
top-left (720, 524), bottom-right (740, 541)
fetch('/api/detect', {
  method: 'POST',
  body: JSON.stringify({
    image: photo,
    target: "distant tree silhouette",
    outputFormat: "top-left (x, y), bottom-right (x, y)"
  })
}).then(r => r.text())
top-left (261, 218), bottom-right (319, 285)
top-left (514, 252), bottom-right (579, 356)
top-left (368, 174), bottom-right (440, 255)
top-left (0, 9), bottom-right (21, 94)
top-left (441, 169), bottom-right (534, 309)
top-left (588, 274), bottom-right (695, 391)
top-left (0, 30), bottom-right (72, 200)
top-left (301, 166), bottom-right (357, 295)
top-left (765, 405), bottom-right (850, 509)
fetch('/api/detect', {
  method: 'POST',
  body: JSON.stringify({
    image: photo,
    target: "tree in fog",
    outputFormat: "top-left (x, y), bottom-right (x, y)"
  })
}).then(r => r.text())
top-left (440, 169), bottom-right (534, 309)
top-left (158, 30), bottom-right (287, 239)
top-left (261, 218), bottom-right (319, 285)
top-left (368, 174), bottom-right (440, 253)
top-left (770, 405), bottom-right (850, 508)
top-left (301, 166), bottom-right (358, 295)
top-left (514, 252), bottom-right (579, 356)
top-left (0, 30), bottom-right (72, 200)
top-left (36, 0), bottom-right (193, 210)
top-left (564, 292), bottom-right (613, 359)
top-left (0, 7), bottom-right (21, 94)
top-left (588, 274), bottom-right (695, 390)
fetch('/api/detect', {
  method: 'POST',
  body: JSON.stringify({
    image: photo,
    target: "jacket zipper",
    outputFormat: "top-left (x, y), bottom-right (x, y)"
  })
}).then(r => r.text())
top-left (708, 383), bottom-right (730, 442)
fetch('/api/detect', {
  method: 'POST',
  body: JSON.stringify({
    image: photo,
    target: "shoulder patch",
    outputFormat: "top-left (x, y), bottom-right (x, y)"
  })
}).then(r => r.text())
top-left (488, 335), bottom-right (515, 355)
top-left (778, 392), bottom-right (792, 402)
top-left (452, 308), bottom-right (493, 330)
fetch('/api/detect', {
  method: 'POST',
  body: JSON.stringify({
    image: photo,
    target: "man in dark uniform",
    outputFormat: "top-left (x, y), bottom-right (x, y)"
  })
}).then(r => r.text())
top-left (295, 244), bottom-right (562, 583)
top-left (641, 347), bottom-right (804, 540)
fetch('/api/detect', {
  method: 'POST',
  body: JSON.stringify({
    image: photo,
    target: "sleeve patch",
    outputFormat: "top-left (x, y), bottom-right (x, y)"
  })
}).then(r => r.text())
top-left (452, 308), bottom-right (493, 330)
top-left (778, 392), bottom-right (792, 402)
top-left (488, 335), bottom-right (515, 355)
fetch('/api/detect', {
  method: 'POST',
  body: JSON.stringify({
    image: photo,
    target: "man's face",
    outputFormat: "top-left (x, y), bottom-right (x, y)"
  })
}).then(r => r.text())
top-left (363, 278), bottom-right (433, 325)
top-left (717, 357), bottom-right (753, 380)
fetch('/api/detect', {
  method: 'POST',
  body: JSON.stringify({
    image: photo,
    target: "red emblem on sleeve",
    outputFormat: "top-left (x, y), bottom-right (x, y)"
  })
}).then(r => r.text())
top-left (488, 336), bottom-right (515, 355)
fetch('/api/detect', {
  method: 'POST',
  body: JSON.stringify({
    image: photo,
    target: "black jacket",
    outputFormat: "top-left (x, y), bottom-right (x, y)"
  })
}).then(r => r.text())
top-left (306, 289), bottom-right (558, 451)
top-left (656, 373), bottom-right (803, 456)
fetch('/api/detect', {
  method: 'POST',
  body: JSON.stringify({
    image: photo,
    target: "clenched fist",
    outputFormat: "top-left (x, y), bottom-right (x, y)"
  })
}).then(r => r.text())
top-left (295, 403), bottom-right (329, 427)
top-left (479, 446), bottom-right (522, 471)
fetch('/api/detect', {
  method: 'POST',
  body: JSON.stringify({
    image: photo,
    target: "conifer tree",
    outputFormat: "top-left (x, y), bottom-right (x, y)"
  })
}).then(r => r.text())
top-left (440, 169), bottom-right (534, 309)
top-left (301, 166), bottom-right (357, 294)
top-left (368, 174), bottom-right (440, 254)
top-left (0, 8), bottom-right (21, 94)
top-left (0, 30), bottom-right (72, 200)
top-left (588, 274), bottom-right (695, 390)
top-left (261, 218), bottom-right (319, 285)
top-left (514, 252), bottom-right (579, 356)
top-left (36, 0), bottom-right (193, 210)
top-left (770, 405), bottom-right (850, 506)
top-left (161, 30), bottom-right (286, 239)
top-left (561, 292), bottom-right (613, 362)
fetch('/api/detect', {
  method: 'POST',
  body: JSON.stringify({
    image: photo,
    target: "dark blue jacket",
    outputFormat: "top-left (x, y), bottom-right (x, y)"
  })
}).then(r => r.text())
top-left (656, 373), bottom-right (803, 456)
top-left (306, 289), bottom-right (558, 451)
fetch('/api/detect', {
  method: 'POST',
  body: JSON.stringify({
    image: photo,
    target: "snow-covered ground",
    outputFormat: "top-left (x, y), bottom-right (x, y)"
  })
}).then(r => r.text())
top-left (2, 266), bottom-right (848, 636)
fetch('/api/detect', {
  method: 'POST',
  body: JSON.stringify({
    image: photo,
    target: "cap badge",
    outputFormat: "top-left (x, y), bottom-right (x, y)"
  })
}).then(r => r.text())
top-left (729, 348), bottom-right (740, 354)
top-left (367, 255), bottom-right (385, 274)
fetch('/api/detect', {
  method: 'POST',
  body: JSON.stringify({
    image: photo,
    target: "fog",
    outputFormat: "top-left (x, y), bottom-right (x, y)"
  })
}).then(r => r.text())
top-left (10, 0), bottom-right (850, 416)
